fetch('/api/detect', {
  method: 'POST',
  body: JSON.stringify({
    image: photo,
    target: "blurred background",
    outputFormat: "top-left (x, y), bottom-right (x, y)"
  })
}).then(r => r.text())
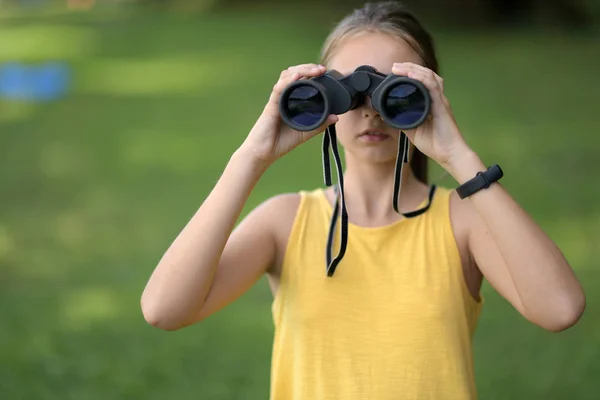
top-left (0, 0), bottom-right (598, 399)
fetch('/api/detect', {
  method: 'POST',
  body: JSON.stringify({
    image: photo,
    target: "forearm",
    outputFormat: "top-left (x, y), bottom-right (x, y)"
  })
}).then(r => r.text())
top-left (446, 149), bottom-right (585, 326)
top-left (141, 148), bottom-right (269, 329)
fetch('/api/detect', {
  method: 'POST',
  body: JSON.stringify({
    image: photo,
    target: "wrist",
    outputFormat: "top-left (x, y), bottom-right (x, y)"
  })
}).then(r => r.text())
top-left (231, 146), bottom-right (273, 175)
top-left (443, 147), bottom-right (486, 185)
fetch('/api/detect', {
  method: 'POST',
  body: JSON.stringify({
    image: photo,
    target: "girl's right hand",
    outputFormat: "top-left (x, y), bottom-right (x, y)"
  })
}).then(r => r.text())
top-left (238, 64), bottom-right (339, 166)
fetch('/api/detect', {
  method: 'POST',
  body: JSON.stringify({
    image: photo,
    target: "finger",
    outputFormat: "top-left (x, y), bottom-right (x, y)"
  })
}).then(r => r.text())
top-left (393, 63), bottom-right (453, 113)
top-left (288, 64), bottom-right (327, 79)
top-left (267, 71), bottom-right (304, 108)
top-left (400, 69), bottom-right (441, 98)
top-left (272, 65), bottom-right (326, 98)
top-left (434, 74), bottom-right (444, 91)
top-left (400, 69), bottom-right (456, 126)
top-left (392, 62), bottom-right (432, 75)
top-left (392, 62), bottom-right (444, 90)
top-left (281, 63), bottom-right (326, 79)
top-left (268, 65), bottom-right (327, 110)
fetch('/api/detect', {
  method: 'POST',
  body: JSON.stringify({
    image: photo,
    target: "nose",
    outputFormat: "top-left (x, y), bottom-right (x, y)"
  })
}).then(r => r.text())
top-left (360, 96), bottom-right (380, 119)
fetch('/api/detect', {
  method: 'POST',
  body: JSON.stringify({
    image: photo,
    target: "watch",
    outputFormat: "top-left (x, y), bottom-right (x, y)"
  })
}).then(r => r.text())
top-left (456, 164), bottom-right (503, 199)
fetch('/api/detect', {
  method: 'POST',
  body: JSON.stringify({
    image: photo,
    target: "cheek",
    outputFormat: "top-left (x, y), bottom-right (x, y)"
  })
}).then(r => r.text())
top-left (331, 111), bottom-right (361, 147)
top-left (332, 112), bottom-right (356, 142)
top-left (335, 109), bottom-right (360, 130)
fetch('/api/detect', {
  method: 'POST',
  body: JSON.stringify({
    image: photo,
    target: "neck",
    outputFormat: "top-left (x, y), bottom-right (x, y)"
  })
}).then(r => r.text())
top-left (341, 156), bottom-right (428, 222)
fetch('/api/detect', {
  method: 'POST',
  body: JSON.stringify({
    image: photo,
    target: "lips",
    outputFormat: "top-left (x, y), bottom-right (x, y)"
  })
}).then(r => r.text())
top-left (359, 130), bottom-right (391, 142)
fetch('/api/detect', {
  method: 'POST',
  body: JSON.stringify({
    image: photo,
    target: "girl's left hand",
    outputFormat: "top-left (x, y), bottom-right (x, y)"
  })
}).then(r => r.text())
top-left (391, 62), bottom-right (471, 170)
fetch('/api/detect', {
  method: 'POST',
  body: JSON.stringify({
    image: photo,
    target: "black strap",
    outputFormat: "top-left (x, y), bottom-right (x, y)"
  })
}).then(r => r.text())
top-left (392, 132), bottom-right (410, 214)
top-left (456, 164), bottom-right (503, 199)
top-left (322, 129), bottom-right (332, 187)
top-left (322, 127), bottom-right (435, 277)
top-left (322, 125), bottom-right (348, 277)
top-left (393, 131), bottom-right (436, 218)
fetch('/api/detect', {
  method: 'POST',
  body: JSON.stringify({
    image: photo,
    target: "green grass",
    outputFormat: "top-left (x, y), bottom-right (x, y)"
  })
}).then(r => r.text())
top-left (0, 6), bottom-right (598, 400)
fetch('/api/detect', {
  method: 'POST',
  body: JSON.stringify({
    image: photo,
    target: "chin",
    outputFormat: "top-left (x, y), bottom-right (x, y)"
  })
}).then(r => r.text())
top-left (336, 129), bottom-right (401, 165)
top-left (348, 147), bottom-right (399, 165)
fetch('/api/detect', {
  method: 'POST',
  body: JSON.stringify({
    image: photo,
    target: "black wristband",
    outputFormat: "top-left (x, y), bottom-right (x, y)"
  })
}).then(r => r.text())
top-left (456, 164), bottom-right (503, 199)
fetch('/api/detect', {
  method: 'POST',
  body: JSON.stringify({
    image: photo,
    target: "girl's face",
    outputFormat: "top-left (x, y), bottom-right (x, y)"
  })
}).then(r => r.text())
top-left (326, 31), bottom-right (423, 165)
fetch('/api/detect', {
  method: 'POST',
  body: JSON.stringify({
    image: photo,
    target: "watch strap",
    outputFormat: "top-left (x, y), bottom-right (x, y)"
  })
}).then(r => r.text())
top-left (456, 164), bottom-right (503, 199)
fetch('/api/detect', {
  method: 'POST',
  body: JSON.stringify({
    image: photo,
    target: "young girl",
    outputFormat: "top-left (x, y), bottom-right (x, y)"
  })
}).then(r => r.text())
top-left (141, 2), bottom-right (586, 399)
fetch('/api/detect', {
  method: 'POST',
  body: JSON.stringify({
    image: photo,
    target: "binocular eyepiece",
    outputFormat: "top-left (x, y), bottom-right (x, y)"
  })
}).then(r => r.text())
top-left (279, 65), bottom-right (431, 132)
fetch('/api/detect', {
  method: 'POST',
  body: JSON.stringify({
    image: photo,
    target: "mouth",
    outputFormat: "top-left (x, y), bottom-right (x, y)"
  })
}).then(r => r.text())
top-left (358, 129), bottom-right (391, 142)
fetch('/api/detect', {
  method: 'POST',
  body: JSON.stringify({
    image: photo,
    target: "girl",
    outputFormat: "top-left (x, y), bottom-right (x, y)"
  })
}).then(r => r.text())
top-left (141, 2), bottom-right (586, 399)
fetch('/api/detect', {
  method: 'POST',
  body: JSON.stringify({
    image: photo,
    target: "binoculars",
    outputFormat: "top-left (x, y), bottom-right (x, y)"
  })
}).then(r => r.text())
top-left (279, 65), bottom-right (431, 132)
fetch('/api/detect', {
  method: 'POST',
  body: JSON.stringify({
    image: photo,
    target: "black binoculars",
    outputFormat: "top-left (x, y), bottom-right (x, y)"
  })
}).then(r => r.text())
top-left (279, 65), bottom-right (431, 132)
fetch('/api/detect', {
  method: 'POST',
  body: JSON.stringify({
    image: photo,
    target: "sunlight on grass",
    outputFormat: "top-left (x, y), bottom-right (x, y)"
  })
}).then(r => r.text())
top-left (118, 129), bottom-right (215, 174)
top-left (77, 55), bottom-right (237, 96)
top-left (61, 286), bottom-right (122, 331)
top-left (550, 216), bottom-right (596, 269)
top-left (55, 210), bottom-right (89, 249)
top-left (0, 26), bottom-right (96, 61)
top-left (13, 245), bottom-right (72, 280)
top-left (0, 100), bottom-right (37, 123)
top-left (0, 225), bottom-right (15, 258)
top-left (39, 141), bottom-right (92, 179)
top-left (83, 186), bottom-right (122, 220)
top-left (465, 120), bottom-right (533, 165)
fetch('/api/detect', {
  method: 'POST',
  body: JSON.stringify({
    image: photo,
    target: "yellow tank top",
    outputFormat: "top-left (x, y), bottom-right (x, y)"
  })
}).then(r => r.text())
top-left (270, 185), bottom-right (483, 400)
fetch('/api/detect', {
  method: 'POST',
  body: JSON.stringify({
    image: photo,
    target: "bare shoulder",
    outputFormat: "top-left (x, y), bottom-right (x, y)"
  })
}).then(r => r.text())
top-left (448, 188), bottom-right (478, 233)
top-left (252, 192), bottom-right (301, 230)
top-left (195, 191), bottom-right (303, 320)
top-left (241, 191), bottom-right (300, 230)
top-left (258, 192), bottom-right (302, 270)
top-left (260, 192), bottom-right (302, 212)
top-left (447, 187), bottom-right (483, 301)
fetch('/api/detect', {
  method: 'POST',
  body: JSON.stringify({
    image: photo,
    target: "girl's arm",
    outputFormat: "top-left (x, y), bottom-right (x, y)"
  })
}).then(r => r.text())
top-left (141, 63), bottom-right (335, 331)
top-left (449, 149), bottom-right (586, 332)
top-left (390, 61), bottom-right (585, 332)
top-left (141, 149), bottom-right (277, 331)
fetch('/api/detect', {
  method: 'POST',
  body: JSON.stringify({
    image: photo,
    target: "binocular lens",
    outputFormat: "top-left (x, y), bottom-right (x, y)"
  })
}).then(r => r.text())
top-left (284, 85), bottom-right (326, 129)
top-left (383, 83), bottom-right (427, 127)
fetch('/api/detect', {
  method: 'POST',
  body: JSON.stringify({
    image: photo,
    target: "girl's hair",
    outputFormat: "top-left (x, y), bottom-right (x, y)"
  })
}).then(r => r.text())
top-left (319, 1), bottom-right (438, 184)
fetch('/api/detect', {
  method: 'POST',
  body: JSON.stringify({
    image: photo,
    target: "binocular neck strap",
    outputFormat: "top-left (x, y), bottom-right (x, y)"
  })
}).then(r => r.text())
top-left (393, 132), bottom-right (410, 214)
top-left (322, 124), bottom-right (349, 277)
top-left (321, 127), bottom-right (436, 277)
top-left (393, 131), bottom-right (437, 218)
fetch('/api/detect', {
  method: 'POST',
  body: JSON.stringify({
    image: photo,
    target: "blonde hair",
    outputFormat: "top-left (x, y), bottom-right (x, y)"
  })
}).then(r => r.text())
top-left (318, 1), bottom-right (439, 183)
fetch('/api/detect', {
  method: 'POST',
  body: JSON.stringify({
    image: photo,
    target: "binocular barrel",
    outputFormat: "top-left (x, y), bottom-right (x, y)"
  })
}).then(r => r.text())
top-left (279, 65), bottom-right (431, 132)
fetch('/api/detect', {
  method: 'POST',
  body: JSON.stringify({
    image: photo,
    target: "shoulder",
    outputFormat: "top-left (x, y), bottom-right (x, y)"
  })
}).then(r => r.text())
top-left (256, 192), bottom-right (302, 213)
top-left (437, 185), bottom-right (484, 300)
top-left (430, 184), bottom-right (476, 261)
top-left (254, 188), bottom-right (324, 272)
top-left (245, 192), bottom-right (301, 236)
top-left (446, 186), bottom-right (479, 231)
top-left (257, 188), bottom-right (324, 217)
top-left (432, 185), bottom-right (473, 241)
top-left (428, 184), bottom-right (477, 220)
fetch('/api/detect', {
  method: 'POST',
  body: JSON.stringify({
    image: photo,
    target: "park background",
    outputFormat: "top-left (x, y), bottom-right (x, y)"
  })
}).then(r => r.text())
top-left (0, 0), bottom-right (598, 398)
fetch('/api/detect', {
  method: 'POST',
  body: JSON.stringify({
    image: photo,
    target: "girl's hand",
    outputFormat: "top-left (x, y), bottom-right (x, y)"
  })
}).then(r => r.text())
top-left (239, 64), bottom-right (339, 167)
top-left (391, 62), bottom-right (472, 171)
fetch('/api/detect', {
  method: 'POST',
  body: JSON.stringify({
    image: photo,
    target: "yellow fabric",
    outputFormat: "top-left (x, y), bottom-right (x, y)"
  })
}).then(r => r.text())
top-left (270, 186), bottom-right (483, 400)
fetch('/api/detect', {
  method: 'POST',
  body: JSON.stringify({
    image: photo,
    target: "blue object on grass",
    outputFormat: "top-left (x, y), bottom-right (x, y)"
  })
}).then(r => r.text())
top-left (0, 62), bottom-right (71, 101)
